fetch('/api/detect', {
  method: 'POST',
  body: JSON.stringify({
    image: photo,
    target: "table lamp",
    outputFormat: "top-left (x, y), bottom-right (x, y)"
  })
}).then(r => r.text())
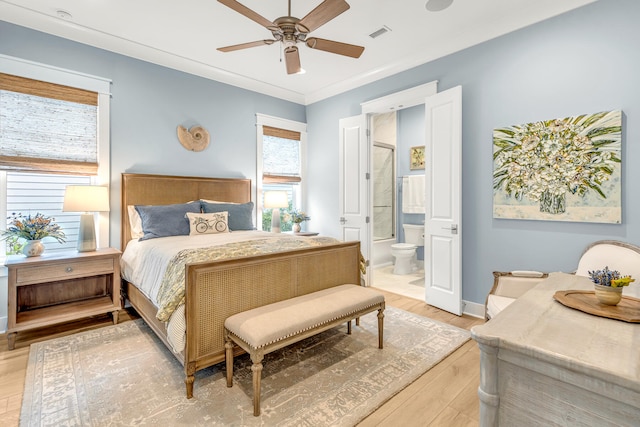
top-left (63, 185), bottom-right (110, 252)
top-left (263, 191), bottom-right (288, 233)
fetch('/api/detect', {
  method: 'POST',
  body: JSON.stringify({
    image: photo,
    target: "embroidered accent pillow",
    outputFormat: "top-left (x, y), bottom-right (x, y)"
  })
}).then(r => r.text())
top-left (186, 211), bottom-right (229, 235)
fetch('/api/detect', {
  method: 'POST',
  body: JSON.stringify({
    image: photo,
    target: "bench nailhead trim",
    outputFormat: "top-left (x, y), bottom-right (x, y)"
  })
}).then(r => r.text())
top-left (230, 301), bottom-right (383, 350)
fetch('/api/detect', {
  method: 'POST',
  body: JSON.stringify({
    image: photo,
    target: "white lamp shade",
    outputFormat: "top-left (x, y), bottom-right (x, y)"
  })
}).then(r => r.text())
top-left (63, 185), bottom-right (110, 213)
top-left (63, 185), bottom-right (109, 252)
top-left (263, 191), bottom-right (288, 208)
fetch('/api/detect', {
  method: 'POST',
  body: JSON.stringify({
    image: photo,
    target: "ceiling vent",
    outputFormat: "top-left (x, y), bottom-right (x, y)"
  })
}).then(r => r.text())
top-left (369, 25), bottom-right (392, 39)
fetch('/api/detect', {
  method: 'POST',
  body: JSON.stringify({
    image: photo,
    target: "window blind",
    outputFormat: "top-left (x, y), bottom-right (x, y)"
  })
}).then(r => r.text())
top-left (262, 126), bottom-right (302, 184)
top-left (0, 72), bottom-right (98, 175)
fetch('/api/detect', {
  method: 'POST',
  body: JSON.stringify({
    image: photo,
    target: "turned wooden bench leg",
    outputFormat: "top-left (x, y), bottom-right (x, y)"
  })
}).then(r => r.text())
top-left (377, 306), bottom-right (385, 349)
top-left (251, 351), bottom-right (265, 416)
top-left (225, 338), bottom-right (234, 387)
top-left (347, 320), bottom-right (352, 334)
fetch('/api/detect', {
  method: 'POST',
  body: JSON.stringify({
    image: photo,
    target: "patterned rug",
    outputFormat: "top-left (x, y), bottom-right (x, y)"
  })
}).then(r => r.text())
top-left (20, 307), bottom-right (469, 426)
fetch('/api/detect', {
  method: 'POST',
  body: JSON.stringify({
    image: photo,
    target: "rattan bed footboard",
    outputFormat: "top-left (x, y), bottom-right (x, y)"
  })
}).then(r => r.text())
top-left (182, 240), bottom-right (361, 397)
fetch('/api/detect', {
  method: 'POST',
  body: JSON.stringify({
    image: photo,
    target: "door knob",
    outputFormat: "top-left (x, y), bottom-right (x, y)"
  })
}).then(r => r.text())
top-left (339, 217), bottom-right (347, 224)
top-left (441, 224), bottom-right (458, 234)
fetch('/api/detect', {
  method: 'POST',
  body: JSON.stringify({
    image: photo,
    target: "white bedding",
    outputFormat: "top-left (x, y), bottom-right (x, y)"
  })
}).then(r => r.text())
top-left (121, 230), bottom-right (281, 305)
top-left (120, 230), bottom-right (308, 353)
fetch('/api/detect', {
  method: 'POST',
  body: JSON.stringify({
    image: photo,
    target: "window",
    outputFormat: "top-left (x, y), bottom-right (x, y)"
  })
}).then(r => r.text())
top-left (0, 55), bottom-right (111, 256)
top-left (256, 114), bottom-right (306, 231)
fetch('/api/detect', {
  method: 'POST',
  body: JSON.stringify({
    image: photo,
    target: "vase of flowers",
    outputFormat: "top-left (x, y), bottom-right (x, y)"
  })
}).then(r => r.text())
top-left (2, 212), bottom-right (66, 257)
top-left (284, 209), bottom-right (310, 233)
top-left (588, 266), bottom-right (635, 305)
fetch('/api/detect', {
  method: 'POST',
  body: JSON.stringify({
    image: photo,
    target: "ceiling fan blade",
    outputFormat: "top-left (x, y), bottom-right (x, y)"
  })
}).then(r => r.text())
top-left (218, 40), bottom-right (275, 52)
top-left (284, 46), bottom-right (302, 74)
top-left (296, 0), bottom-right (350, 33)
top-left (305, 37), bottom-right (364, 58)
top-left (217, 0), bottom-right (275, 29)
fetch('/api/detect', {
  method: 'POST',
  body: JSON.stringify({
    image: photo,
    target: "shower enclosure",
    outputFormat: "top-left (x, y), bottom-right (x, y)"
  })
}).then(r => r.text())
top-left (373, 143), bottom-right (395, 241)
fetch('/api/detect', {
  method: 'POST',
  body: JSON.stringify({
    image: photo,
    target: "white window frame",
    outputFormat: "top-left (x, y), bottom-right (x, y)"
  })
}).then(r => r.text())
top-left (256, 113), bottom-right (307, 230)
top-left (0, 54), bottom-right (111, 255)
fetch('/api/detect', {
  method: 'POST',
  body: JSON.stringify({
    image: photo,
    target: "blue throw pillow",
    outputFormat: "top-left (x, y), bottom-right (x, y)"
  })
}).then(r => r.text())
top-left (135, 201), bottom-right (201, 241)
top-left (201, 201), bottom-right (255, 231)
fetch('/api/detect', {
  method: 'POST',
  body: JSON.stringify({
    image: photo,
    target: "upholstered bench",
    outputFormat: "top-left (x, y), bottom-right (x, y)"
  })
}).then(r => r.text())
top-left (224, 284), bottom-right (385, 416)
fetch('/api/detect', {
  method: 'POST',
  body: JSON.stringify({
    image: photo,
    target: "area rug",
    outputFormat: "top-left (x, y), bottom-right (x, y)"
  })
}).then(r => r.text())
top-left (20, 307), bottom-right (469, 426)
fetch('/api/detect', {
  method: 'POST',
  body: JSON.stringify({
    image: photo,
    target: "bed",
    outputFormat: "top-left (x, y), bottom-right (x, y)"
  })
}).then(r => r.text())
top-left (119, 173), bottom-right (362, 398)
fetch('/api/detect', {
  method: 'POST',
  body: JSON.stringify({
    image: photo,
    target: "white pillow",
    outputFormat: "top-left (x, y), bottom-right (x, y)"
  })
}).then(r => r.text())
top-left (127, 205), bottom-right (144, 239)
top-left (186, 211), bottom-right (229, 235)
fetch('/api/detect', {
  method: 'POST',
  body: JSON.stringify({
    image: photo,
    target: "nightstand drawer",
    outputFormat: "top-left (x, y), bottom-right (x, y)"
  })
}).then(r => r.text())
top-left (15, 258), bottom-right (115, 285)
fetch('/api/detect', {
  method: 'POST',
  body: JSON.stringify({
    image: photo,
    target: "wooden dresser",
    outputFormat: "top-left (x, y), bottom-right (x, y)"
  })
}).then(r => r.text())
top-left (471, 272), bottom-right (640, 426)
top-left (5, 248), bottom-right (121, 349)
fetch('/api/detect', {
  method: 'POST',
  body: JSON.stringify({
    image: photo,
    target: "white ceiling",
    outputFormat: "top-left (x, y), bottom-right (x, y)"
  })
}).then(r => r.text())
top-left (1, 0), bottom-right (597, 105)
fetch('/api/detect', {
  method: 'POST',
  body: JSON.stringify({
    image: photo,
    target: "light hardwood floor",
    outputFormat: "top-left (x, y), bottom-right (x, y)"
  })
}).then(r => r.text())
top-left (0, 289), bottom-right (484, 426)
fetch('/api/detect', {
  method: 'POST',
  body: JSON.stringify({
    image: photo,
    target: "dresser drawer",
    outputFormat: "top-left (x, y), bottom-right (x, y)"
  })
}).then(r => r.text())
top-left (15, 258), bottom-right (115, 285)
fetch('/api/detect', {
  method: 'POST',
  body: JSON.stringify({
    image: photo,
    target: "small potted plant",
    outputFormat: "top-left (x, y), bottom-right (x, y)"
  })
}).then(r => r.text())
top-left (1, 212), bottom-right (66, 257)
top-left (284, 209), bottom-right (310, 233)
top-left (588, 266), bottom-right (635, 305)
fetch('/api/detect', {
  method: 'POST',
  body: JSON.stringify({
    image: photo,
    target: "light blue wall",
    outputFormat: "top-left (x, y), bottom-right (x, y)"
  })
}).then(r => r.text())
top-left (307, 0), bottom-right (640, 304)
top-left (2, 0), bottom-right (640, 306)
top-left (0, 21), bottom-right (306, 249)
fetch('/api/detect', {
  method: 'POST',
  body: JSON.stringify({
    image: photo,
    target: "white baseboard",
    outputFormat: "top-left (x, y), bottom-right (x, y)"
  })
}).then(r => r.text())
top-left (462, 300), bottom-right (485, 319)
top-left (0, 316), bottom-right (6, 334)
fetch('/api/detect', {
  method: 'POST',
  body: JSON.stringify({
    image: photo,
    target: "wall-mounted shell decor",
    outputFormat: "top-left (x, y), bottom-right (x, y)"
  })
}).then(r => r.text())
top-left (177, 125), bottom-right (210, 152)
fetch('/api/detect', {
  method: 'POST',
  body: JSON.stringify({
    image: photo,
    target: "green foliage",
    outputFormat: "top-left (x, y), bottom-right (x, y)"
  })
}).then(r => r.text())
top-left (5, 236), bottom-right (25, 255)
top-left (262, 208), bottom-right (293, 232)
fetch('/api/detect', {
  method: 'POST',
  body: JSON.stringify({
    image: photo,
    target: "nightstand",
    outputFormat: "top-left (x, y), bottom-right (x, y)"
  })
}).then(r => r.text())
top-left (5, 248), bottom-right (122, 350)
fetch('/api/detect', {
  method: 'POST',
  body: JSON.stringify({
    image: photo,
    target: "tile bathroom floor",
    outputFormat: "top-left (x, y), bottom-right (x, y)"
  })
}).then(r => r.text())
top-left (371, 265), bottom-right (425, 301)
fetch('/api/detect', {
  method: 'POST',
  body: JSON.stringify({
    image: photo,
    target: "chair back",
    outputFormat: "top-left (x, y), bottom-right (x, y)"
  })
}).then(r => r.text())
top-left (575, 240), bottom-right (640, 298)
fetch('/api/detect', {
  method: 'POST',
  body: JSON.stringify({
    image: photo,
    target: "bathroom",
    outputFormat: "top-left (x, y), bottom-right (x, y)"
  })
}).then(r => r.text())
top-left (371, 105), bottom-right (426, 300)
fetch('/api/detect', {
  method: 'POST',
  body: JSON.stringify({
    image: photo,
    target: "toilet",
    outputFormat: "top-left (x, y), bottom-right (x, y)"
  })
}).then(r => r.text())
top-left (391, 224), bottom-right (424, 275)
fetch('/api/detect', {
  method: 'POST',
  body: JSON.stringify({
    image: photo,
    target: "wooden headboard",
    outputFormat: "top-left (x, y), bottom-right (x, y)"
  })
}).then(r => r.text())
top-left (121, 173), bottom-right (251, 251)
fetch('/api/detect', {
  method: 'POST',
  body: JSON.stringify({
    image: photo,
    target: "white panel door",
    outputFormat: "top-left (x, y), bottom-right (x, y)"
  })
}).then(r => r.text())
top-left (339, 115), bottom-right (370, 281)
top-left (424, 86), bottom-right (462, 315)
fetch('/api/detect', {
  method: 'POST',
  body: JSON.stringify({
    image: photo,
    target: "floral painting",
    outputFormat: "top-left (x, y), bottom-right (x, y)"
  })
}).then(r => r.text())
top-left (410, 146), bottom-right (425, 170)
top-left (493, 110), bottom-right (622, 223)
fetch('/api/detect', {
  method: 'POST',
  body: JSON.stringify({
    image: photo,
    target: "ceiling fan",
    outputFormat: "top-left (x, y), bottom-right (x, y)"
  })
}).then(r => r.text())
top-left (217, 0), bottom-right (365, 74)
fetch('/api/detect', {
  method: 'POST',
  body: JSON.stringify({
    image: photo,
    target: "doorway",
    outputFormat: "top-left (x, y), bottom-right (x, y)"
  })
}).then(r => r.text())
top-left (341, 82), bottom-right (463, 315)
top-left (360, 82), bottom-right (438, 300)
